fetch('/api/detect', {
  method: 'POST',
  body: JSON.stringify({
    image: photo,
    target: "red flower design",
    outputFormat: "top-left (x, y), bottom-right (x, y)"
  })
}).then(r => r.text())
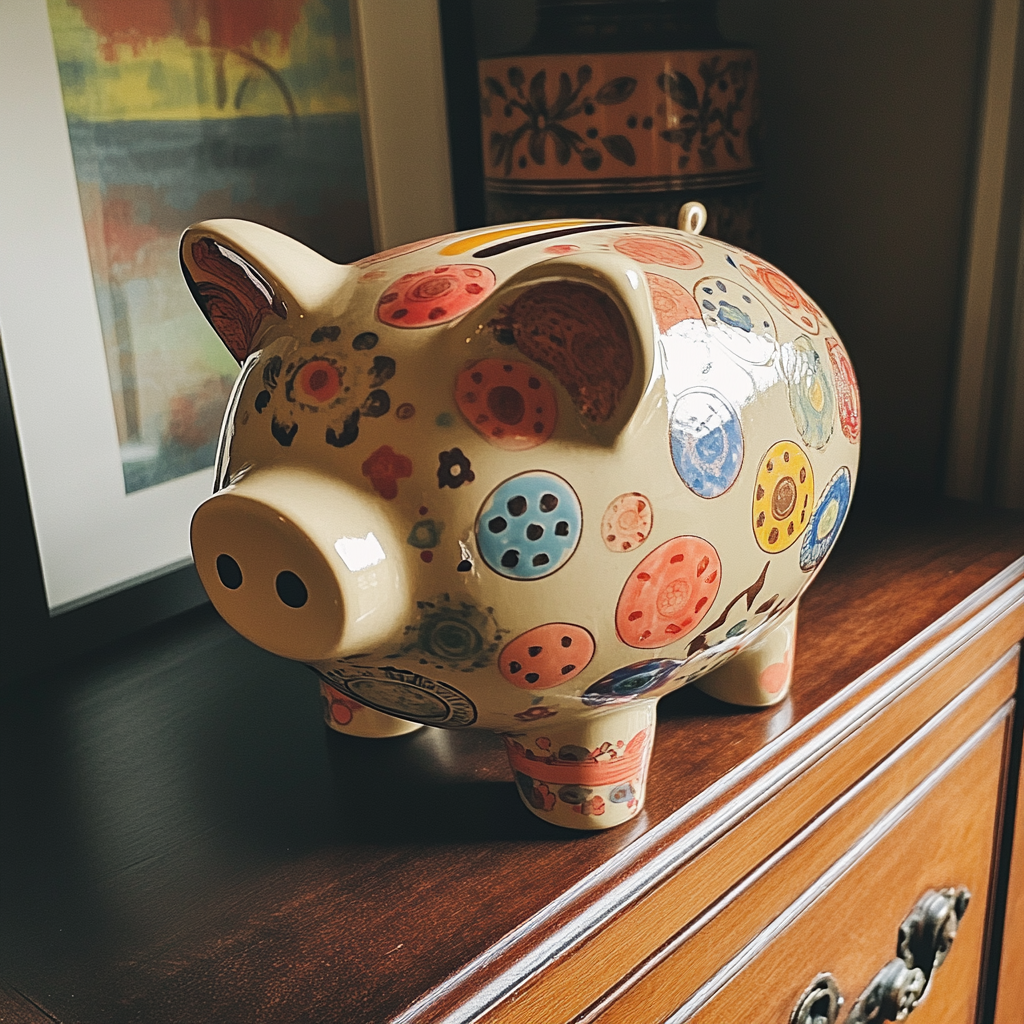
top-left (329, 695), bottom-right (363, 727)
top-left (530, 783), bottom-right (556, 811)
top-left (574, 795), bottom-right (606, 816)
top-left (362, 445), bottom-right (413, 500)
top-left (514, 705), bottom-right (557, 722)
top-left (69, 0), bottom-right (310, 56)
top-left (297, 359), bottom-right (341, 403)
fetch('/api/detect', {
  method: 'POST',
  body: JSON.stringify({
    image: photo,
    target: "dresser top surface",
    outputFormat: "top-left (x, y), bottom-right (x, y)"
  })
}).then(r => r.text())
top-left (1, 496), bottom-right (1021, 1024)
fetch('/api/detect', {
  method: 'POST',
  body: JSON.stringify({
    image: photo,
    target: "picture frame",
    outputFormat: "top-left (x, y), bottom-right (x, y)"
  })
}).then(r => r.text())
top-left (0, 0), bottom-right (455, 633)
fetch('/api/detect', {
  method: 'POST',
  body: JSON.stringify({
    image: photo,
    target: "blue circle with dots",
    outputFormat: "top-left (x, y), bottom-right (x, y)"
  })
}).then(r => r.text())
top-left (799, 467), bottom-right (851, 572)
top-left (476, 471), bottom-right (582, 580)
top-left (670, 388), bottom-right (744, 498)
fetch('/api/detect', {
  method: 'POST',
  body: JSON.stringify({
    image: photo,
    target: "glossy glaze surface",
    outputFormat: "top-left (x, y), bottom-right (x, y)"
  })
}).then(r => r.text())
top-left (181, 217), bottom-right (860, 828)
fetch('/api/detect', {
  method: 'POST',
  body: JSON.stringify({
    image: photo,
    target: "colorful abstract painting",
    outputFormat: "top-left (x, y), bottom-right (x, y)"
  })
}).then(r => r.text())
top-left (47, 0), bottom-right (373, 492)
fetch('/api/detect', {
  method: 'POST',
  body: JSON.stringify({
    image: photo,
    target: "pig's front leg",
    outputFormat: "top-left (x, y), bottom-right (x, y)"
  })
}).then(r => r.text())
top-left (320, 680), bottom-right (424, 738)
top-left (503, 703), bottom-right (656, 830)
top-left (694, 602), bottom-right (798, 707)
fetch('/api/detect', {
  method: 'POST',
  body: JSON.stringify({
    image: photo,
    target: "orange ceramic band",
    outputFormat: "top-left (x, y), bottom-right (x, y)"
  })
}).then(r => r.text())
top-left (505, 735), bottom-right (647, 786)
top-left (479, 49), bottom-right (759, 192)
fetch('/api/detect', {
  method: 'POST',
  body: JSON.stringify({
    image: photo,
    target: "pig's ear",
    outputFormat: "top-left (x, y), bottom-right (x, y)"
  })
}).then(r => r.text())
top-left (483, 252), bottom-right (658, 439)
top-left (180, 219), bottom-right (347, 363)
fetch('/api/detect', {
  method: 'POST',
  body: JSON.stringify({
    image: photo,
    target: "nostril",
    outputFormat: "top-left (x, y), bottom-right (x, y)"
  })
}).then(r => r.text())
top-left (216, 554), bottom-right (243, 589)
top-left (275, 570), bottom-right (308, 608)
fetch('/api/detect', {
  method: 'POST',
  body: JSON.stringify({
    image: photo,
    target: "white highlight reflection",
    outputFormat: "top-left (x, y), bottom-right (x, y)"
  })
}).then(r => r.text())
top-left (334, 532), bottom-right (386, 572)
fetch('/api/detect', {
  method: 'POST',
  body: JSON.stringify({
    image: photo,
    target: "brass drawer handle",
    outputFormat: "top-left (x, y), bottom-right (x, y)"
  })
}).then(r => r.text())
top-left (846, 886), bottom-right (971, 1024)
top-left (846, 960), bottom-right (926, 1024)
top-left (790, 973), bottom-right (844, 1024)
top-left (897, 886), bottom-right (970, 986)
top-left (789, 886), bottom-right (971, 1024)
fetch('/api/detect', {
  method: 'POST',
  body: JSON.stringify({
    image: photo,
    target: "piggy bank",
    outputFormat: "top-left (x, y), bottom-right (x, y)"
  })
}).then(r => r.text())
top-left (181, 215), bottom-right (860, 830)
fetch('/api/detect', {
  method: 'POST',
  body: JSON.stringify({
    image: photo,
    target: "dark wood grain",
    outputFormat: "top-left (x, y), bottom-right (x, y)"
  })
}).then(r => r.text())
top-left (0, 496), bottom-right (1021, 1024)
top-left (0, 984), bottom-right (55, 1024)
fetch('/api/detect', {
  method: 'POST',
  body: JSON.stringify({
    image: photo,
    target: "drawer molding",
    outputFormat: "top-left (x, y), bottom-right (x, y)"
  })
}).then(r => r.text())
top-left (572, 651), bottom-right (1016, 1024)
top-left (393, 560), bottom-right (1023, 1024)
top-left (659, 705), bottom-right (1010, 1024)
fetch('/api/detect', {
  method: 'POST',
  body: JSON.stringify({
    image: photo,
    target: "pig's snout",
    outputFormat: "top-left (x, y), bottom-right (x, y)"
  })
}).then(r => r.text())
top-left (191, 468), bottom-right (406, 662)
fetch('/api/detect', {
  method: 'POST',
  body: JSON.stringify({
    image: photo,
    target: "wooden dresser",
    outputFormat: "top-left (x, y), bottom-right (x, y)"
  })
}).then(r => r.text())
top-left (1, 496), bottom-right (1022, 1024)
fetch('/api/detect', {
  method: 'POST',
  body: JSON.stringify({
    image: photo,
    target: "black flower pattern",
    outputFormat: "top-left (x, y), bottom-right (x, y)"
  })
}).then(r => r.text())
top-left (437, 448), bottom-right (475, 489)
top-left (657, 55), bottom-right (756, 170)
top-left (483, 65), bottom-right (637, 176)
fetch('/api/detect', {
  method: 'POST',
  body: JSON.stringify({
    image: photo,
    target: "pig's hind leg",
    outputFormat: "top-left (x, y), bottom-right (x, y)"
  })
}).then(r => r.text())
top-left (505, 702), bottom-right (657, 830)
top-left (693, 603), bottom-right (798, 707)
top-left (320, 679), bottom-right (424, 737)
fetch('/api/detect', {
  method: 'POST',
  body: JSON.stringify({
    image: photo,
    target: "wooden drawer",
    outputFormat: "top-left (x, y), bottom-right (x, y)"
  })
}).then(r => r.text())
top-left (482, 571), bottom-right (1023, 1024)
top-left (588, 647), bottom-right (1018, 1024)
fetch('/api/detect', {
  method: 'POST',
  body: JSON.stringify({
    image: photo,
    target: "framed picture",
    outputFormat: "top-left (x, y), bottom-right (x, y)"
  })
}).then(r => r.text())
top-left (0, 0), bottom-right (454, 620)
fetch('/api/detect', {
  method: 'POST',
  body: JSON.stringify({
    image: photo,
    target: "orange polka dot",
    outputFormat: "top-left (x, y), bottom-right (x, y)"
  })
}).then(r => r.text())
top-left (760, 646), bottom-right (793, 694)
top-left (499, 623), bottom-right (595, 689)
top-left (645, 273), bottom-right (702, 333)
top-left (601, 492), bottom-right (653, 552)
top-left (614, 234), bottom-right (703, 270)
top-left (455, 359), bottom-right (557, 450)
top-left (616, 536), bottom-right (721, 649)
top-left (377, 265), bottom-right (496, 328)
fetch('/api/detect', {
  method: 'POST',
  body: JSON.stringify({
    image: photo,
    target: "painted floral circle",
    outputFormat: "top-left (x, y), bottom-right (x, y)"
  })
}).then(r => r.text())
top-left (645, 272), bottom-right (702, 334)
top-left (498, 623), bottom-right (595, 689)
top-left (752, 441), bottom-right (814, 553)
top-left (669, 388), bottom-right (744, 498)
top-left (827, 337), bottom-right (861, 443)
top-left (799, 467), bottom-right (852, 572)
top-left (327, 666), bottom-right (476, 727)
top-left (601, 492), bottom-right (654, 553)
top-left (582, 658), bottom-right (683, 705)
top-left (615, 536), bottom-right (721, 648)
top-left (476, 471), bottom-right (583, 580)
top-left (784, 336), bottom-right (836, 449)
top-left (296, 358), bottom-right (341, 403)
top-left (694, 276), bottom-right (777, 365)
top-left (455, 358), bottom-right (558, 450)
top-left (613, 234), bottom-right (703, 270)
top-left (739, 256), bottom-right (823, 334)
top-left (285, 356), bottom-right (347, 409)
top-left (377, 265), bottom-right (496, 328)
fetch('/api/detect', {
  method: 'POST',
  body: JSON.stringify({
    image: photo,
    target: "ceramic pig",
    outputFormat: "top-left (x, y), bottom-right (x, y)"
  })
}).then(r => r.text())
top-left (182, 215), bottom-right (860, 830)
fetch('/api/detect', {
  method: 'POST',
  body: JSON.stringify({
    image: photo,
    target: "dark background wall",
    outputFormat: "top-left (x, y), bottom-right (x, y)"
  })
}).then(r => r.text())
top-left (454, 0), bottom-right (989, 495)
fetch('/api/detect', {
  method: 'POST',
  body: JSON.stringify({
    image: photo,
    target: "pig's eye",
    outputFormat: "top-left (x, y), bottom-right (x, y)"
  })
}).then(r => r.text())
top-left (275, 571), bottom-right (308, 608)
top-left (216, 554), bottom-right (243, 590)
